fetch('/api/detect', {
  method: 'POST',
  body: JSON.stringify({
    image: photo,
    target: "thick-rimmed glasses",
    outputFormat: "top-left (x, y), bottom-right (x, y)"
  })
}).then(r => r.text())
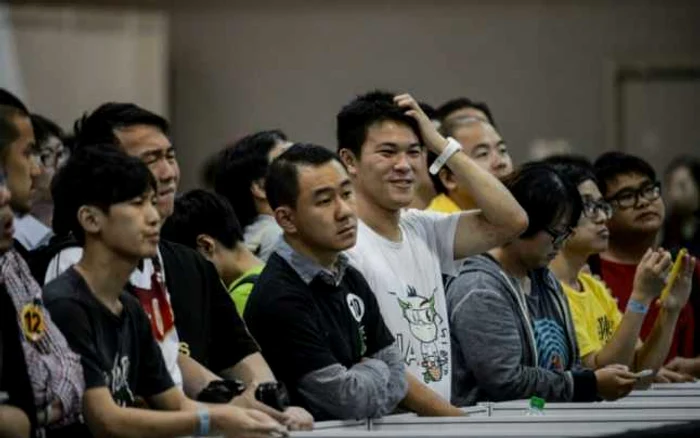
top-left (607, 182), bottom-right (661, 209)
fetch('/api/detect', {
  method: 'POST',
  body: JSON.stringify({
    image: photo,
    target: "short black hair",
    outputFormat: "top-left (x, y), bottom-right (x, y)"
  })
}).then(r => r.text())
top-left (435, 97), bottom-right (496, 126)
top-left (0, 89), bottom-right (29, 114)
top-left (543, 154), bottom-right (597, 188)
top-left (73, 102), bottom-right (169, 150)
top-left (594, 152), bottom-right (657, 197)
top-left (266, 143), bottom-right (345, 210)
top-left (503, 162), bottom-right (582, 238)
top-left (31, 113), bottom-right (64, 148)
top-left (0, 105), bottom-right (28, 161)
top-left (51, 143), bottom-right (157, 244)
top-left (336, 90), bottom-right (422, 156)
top-left (213, 129), bottom-right (288, 228)
top-left (162, 189), bottom-right (244, 251)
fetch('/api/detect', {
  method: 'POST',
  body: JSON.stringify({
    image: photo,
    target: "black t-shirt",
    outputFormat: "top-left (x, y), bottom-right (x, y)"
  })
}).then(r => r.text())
top-left (244, 253), bottom-right (394, 407)
top-left (44, 268), bottom-right (174, 407)
top-left (159, 240), bottom-right (259, 372)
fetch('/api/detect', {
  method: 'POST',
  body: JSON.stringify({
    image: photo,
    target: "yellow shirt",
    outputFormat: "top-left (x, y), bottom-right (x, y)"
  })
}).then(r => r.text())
top-left (427, 194), bottom-right (461, 213)
top-left (561, 273), bottom-right (623, 358)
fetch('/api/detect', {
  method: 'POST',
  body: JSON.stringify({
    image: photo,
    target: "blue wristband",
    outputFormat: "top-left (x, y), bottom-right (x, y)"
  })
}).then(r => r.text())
top-left (196, 405), bottom-right (210, 436)
top-left (626, 299), bottom-right (649, 315)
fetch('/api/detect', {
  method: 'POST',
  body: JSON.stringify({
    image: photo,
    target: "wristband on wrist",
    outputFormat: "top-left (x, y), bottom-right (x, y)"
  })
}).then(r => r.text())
top-left (429, 137), bottom-right (462, 175)
top-left (626, 299), bottom-right (649, 315)
top-left (195, 405), bottom-right (210, 437)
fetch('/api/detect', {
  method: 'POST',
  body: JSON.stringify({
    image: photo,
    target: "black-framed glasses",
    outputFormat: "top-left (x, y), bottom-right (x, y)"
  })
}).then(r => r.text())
top-left (606, 181), bottom-right (661, 209)
top-left (544, 226), bottom-right (574, 247)
top-left (582, 199), bottom-right (613, 220)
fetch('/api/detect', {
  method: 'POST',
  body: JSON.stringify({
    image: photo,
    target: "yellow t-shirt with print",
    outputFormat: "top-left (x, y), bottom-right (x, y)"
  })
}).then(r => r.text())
top-left (561, 272), bottom-right (623, 359)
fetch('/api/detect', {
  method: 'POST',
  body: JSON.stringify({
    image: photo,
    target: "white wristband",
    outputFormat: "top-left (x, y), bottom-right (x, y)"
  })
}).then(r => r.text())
top-left (195, 405), bottom-right (210, 436)
top-left (429, 137), bottom-right (462, 175)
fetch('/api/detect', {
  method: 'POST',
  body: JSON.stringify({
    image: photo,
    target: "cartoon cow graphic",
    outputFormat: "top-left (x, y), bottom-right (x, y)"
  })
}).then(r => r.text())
top-left (397, 286), bottom-right (448, 383)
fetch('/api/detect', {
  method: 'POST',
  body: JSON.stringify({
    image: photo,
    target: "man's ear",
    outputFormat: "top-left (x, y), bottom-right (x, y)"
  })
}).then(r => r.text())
top-left (438, 168), bottom-right (458, 192)
top-left (195, 234), bottom-right (217, 260)
top-left (251, 179), bottom-right (267, 201)
top-left (273, 206), bottom-right (297, 235)
top-left (77, 205), bottom-right (102, 237)
top-left (339, 149), bottom-right (358, 177)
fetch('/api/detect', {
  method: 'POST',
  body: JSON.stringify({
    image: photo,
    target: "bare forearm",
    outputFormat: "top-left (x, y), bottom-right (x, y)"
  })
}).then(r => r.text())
top-left (399, 372), bottom-right (463, 417)
top-left (444, 149), bottom-right (525, 231)
top-left (86, 406), bottom-right (200, 438)
top-left (178, 353), bottom-right (221, 399)
top-left (591, 308), bottom-right (646, 369)
top-left (0, 405), bottom-right (30, 438)
top-left (635, 308), bottom-right (681, 371)
top-left (222, 353), bottom-right (276, 385)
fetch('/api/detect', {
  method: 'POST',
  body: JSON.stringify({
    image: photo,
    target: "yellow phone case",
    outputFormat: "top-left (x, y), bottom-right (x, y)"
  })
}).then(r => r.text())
top-left (660, 248), bottom-right (688, 301)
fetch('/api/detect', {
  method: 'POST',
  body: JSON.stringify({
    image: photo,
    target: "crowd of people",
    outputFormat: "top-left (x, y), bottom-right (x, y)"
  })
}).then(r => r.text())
top-left (1, 87), bottom-right (700, 438)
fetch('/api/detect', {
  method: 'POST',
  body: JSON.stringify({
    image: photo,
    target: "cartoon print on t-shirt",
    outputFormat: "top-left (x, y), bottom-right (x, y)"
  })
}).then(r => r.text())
top-left (396, 286), bottom-right (449, 383)
top-left (105, 355), bottom-right (135, 406)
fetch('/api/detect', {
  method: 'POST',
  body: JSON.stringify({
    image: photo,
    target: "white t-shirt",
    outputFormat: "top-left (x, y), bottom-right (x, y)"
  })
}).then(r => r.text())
top-left (346, 209), bottom-right (459, 401)
top-left (45, 247), bottom-right (184, 389)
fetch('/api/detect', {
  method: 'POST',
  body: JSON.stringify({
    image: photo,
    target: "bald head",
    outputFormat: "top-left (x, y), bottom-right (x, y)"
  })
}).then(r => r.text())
top-left (448, 118), bottom-right (513, 179)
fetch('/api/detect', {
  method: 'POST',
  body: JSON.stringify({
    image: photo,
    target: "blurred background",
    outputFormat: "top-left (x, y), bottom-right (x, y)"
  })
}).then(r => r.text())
top-left (1, 0), bottom-right (699, 190)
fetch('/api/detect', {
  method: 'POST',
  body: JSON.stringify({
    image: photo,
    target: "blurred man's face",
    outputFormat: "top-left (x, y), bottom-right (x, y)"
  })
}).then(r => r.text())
top-left (453, 122), bottom-right (513, 179)
top-left (34, 134), bottom-right (68, 202)
top-left (0, 169), bottom-right (14, 252)
top-left (115, 125), bottom-right (179, 220)
top-left (3, 114), bottom-right (40, 215)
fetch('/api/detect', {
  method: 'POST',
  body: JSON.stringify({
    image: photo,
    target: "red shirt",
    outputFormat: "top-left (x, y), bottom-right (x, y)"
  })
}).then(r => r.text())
top-left (599, 258), bottom-right (695, 362)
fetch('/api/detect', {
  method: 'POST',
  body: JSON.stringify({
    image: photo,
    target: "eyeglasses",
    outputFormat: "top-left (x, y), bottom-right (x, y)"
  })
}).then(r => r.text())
top-left (582, 199), bottom-right (613, 220)
top-left (606, 181), bottom-right (661, 209)
top-left (544, 226), bottom-right (574, 247)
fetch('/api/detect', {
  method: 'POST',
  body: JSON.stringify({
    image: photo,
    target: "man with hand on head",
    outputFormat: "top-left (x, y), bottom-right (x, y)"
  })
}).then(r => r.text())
top-left (338, 91), bottom-right (528, 414)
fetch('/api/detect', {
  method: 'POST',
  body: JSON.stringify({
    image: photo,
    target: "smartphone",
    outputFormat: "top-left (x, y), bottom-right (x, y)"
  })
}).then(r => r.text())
top-left (660, 248), bottom-right (687, 302)
top-left (633, 369), bottom-right (654, 379)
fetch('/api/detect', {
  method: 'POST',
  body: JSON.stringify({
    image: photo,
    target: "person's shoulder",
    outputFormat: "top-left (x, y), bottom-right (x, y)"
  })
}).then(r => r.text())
top-left (578, 272), bottom-right (616, 301)
top-left (159, 239), bottom-right (201, 263)
top-left (43, 267), bottom-right (83, 304)
top-left (120, 290), bottom-right (150, 319)
top-left (254, 254), bottom-right (306, 298)
top-left (343, 264), bottom-right (374, 295)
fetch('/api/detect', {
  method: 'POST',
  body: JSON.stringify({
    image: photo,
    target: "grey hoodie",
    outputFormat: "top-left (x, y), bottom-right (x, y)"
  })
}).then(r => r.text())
top-left (446, 254), bottom-right (597, 406)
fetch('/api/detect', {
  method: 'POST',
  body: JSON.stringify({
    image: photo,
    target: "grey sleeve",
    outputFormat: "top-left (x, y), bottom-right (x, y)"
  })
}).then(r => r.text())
top-left (370, 343), bottom-right (408, 412)
top-left (297, 357), bottom-right (393, 419)
top-left (449, 280), bottom-right (574, 402)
